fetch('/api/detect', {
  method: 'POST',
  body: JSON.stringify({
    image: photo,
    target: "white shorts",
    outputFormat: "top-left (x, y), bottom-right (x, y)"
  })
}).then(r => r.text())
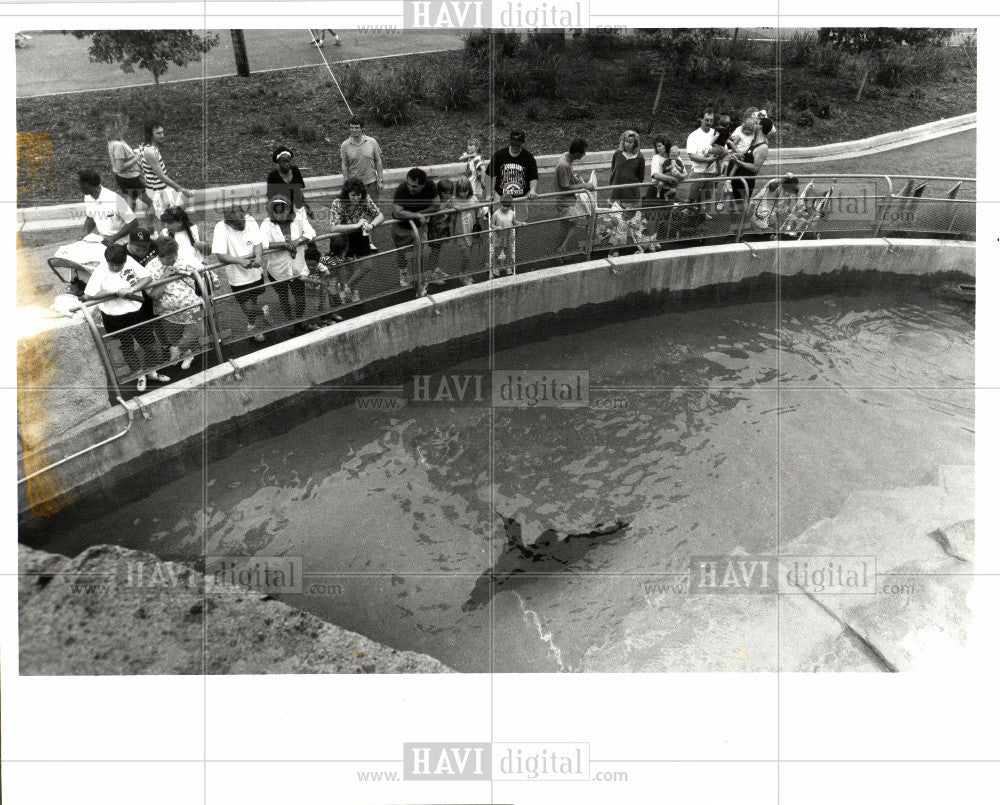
top-left (147, 187), bottom-right (183, 217)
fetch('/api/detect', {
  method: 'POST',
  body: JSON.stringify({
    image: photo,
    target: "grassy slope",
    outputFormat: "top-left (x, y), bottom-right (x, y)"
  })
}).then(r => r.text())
top-left (16, 41), bottom-right (976, 206)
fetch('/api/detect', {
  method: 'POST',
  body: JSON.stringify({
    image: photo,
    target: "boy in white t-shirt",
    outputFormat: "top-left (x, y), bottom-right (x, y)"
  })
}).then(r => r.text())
top-left (211, 205), bottom-right (266, 342)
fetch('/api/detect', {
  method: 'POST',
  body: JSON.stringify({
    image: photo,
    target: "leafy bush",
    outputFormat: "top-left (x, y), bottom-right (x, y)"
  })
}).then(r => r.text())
top-left (576, 29), bottom-right (621, 58)
top-left (874, 46), bottom-right (951, 88)
top-left (815, 45), bottom-right (852, 77)
top-left (335, 63), bottom-right (366, 104)
top-left (782, 31), bottom-right (819, 68)
top-left (494, 59), bottom-right (531, 103)
top-left (395, 63), bottom-right (428, 101)
top-left (359, 79), bottom-right (411, 126)
top-left (464, 30), bottom-right (521, 63)
top-left (428, 63), bottom-right (481, 111)
top-left (525, 57), bottom-right (563, 100)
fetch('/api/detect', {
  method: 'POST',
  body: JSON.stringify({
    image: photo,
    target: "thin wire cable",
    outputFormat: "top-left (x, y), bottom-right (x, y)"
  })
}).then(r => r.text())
top-left (307, 30), bottom-right (354, 116)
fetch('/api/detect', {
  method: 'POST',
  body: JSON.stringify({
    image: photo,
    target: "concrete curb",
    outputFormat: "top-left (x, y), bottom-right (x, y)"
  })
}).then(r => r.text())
top-left (17, 113), bottom-right (975, 236)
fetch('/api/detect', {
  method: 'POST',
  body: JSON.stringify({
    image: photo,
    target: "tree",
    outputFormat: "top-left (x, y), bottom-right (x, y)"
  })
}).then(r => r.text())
top-left (817, 28), bottom-right (951, 100)
top-left (230, 30), bottom-right (251, 77)
top-left (71, 30), bottom-right (220, 85)
top-left (639, 29), bottom-right (724, 132)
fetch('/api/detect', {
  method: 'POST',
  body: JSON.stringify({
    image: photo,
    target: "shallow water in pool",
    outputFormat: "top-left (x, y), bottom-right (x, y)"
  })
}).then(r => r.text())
top-left (30, 289), bottom-right (974, 671)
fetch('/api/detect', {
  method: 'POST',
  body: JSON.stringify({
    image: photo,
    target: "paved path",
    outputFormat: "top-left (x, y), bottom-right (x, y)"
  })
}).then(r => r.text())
top-left (16, 29), bottom-right (465, 97)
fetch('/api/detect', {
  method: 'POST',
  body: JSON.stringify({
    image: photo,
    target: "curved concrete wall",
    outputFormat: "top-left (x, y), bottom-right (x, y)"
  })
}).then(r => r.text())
top-left (18, 237), bottom-right (974, 524)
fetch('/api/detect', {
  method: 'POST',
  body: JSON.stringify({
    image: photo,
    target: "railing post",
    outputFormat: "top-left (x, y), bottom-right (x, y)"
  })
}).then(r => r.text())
top-left (734, 177), bottom-right (750, 242)
top-left (190, 267), bottom-right (226, 364)
top-left (78, 301), bottom-right (124, 401)
top-left (583, 189), bottom-right (599, 261)
top-left (409, 219), bottom-right (424, 296)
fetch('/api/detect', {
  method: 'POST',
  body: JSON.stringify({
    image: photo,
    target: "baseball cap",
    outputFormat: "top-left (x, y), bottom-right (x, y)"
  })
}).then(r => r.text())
top-left (130, 227), bottom-right (153, 243)
top-left (509, 130), bottom-right (526, 143)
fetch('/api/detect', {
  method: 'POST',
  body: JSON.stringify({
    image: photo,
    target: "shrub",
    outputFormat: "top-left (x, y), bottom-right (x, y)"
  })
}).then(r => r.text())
top-left (524, 102), bottom-right (541, 122)
top-left (576, 29), bottom-right (620, 58)
top-left (464, 30), bottom-right (521, 63)
top-left (494, 59), bottom-right (531, 103)
top-left (874, 46), bottom-right (950, 88)
top-left (395, 63), bottom-right (427, 101)
top-left (359, 80), bottom-right (411, 126)
top-left (428, 63), bottom-right (481, 111)
top-left (335, 63), bottom-right (366, 103)
top-left (815, 44), bottom-right (852, 77)
top-left (782, 31), bottom-right (819, 68)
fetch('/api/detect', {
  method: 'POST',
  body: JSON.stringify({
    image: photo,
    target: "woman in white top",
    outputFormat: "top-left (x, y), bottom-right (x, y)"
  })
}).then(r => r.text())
top-left (211, 206), bottom-right (266, 342)
top-left (83, 243), bottom-right (155, 391)
top-left (160, 207), bottom-right (208, 268)
top-left (104, 114), bottom-right (153, 211)
top-left (259, 197), bottom-right (316, 331)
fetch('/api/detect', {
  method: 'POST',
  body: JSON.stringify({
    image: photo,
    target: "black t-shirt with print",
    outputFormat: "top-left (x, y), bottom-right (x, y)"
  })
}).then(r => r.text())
top-left (487, 147), bottom-right (539, 197)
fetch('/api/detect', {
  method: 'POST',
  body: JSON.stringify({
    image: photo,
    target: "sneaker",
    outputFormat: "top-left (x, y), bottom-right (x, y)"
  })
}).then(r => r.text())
top-left (149, 371), bottom-right (171, 383)
top-left (400, 273), bottom-right (411, 287)
top-left (253, 332), bottom-right (265, 343)
top-left (429, 269), bottom-right (447, 286)
top-left (261, 304), bottom-right (271, 323)
top-left (350, 288), bottom-right (361, 302)
top-left (169, 345), bottom-right (182, 363)
top-left (461, 277), bottom-right (475, 286)
top-left (333, 34), bottom-right (341, 46)
top-left (181, 355), bottom-right (194, 371)
top-left (136, 376), bottom-right (147, 392)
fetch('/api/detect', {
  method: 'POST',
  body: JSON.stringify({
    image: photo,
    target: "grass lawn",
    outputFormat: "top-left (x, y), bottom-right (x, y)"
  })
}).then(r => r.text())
top-left (16, 34), bottom-right (976, 206)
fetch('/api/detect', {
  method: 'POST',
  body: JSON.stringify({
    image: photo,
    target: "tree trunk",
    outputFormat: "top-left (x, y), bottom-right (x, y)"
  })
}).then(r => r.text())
top-left (231, 29), bottom-right (251, 78)
top-left (647, 63), bottom-right (667, 134)
top-left (731, 28), bottom-right (739, 57)
top-left (855, 65), bottom-right (869, 102)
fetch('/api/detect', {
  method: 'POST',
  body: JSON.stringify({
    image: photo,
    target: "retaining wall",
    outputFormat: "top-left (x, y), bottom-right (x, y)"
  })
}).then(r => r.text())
top-left (18, 237), bottom-right (975, 525)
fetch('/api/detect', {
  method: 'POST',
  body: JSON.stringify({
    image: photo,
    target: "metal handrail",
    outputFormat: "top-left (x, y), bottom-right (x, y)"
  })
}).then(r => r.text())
top-left (37, 171), bottom-right (976, 490)
top-left (18, 396), bottom-right (135, 487)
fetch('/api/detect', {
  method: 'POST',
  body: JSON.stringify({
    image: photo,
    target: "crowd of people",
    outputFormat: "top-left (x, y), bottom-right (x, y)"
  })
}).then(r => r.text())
top-left (55, 107), bottom-right (797, 392)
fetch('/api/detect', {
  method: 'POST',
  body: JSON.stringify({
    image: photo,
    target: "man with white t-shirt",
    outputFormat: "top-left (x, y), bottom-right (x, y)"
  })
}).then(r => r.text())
top-left (685, 109), bottom-right (718, 213)
top-left (54, 170), bottom-right (137, 274)
top-left (211, 205), bottom-right (266, 342)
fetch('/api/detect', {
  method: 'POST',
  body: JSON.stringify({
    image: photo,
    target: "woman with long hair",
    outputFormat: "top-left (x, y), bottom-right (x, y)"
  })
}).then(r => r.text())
top-left (730, 117), bottom-right (773, 206)
top-left (104, 114), bottom-right (153, 211)
top-left (328, 177), bottom-right (384, 302)
top-left (609, 129), bottom-right (645, 208)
